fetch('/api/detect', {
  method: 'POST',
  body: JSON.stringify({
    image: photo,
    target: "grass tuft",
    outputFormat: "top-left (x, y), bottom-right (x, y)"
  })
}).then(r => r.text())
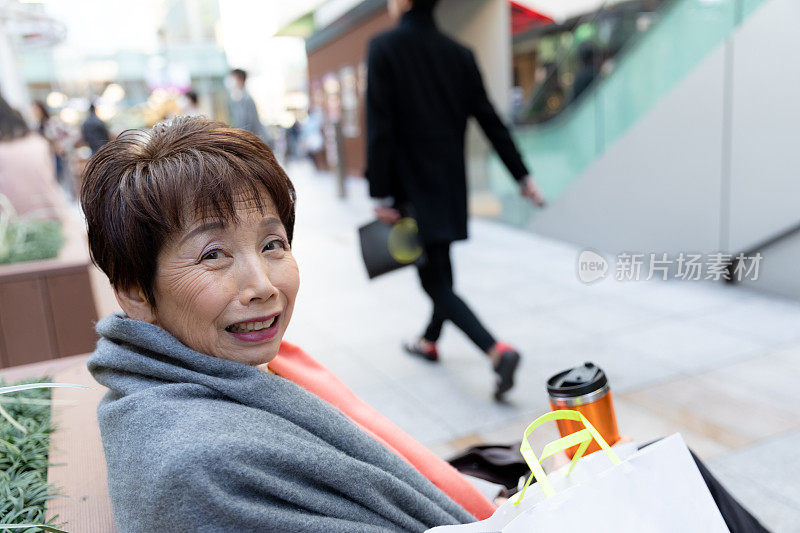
top-left (0, 219), bottom-right (64, 266)
top-left (0, 378), bottom-right (64, 532)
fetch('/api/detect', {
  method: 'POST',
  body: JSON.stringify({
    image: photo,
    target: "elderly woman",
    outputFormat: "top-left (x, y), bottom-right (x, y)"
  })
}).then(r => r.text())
top-left (83, 118), bottom-right (494, 532)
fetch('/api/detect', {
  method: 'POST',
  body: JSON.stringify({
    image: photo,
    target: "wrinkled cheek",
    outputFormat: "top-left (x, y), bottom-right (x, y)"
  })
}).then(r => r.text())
top-left (160, 267), bottom-right (214, 304)
top-left (156, 270), bottom-right (230, 340)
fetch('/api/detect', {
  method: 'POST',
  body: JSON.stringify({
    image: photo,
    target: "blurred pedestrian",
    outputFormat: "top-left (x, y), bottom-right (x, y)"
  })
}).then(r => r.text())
top-left (0, 95), bottom-right (65, 219)
top-left (31, 100), bottom-right (51, 137)
top-left (286, 119), bottom-right (301, 159)
top-left (228, 68), bottom-right (264, 138)
top-left (366, 0), bottom-right (545, 401)
top-left (301, 108), bottom-right (326, 171)
top-left (81, 103), bottom-right (111, 155)
top-left (182, 90), bottom-right (203, 117)
top-left (32, 100), bottom-right (73, 195)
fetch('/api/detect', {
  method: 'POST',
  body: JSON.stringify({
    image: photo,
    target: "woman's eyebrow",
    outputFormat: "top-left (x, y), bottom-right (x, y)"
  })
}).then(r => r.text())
top-left (179, 221), bottom-right (224, 244)
top-left (261, 217), bottom-right (285, 231)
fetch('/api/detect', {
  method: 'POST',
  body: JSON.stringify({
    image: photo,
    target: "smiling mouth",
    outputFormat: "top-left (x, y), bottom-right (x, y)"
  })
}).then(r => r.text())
top-left (225, 315), bottom-right (279, 333)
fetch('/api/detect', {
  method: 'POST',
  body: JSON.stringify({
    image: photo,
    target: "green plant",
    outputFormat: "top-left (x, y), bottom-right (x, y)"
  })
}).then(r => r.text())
top-left (0, 195), bottom-right (65, 266)
top-left (0, 380), bottom-right (86, 533)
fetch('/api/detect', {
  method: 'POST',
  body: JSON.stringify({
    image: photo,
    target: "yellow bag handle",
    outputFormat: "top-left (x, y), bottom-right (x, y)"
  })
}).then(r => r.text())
top-left (515, 410), bottom-right (622, 503)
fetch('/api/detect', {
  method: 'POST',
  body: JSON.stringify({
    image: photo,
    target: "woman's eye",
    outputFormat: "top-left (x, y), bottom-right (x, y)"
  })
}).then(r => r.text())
top-left (201, 250), bottom-right (222, 261)
top-left (263, 239), bottom-right (287, 252)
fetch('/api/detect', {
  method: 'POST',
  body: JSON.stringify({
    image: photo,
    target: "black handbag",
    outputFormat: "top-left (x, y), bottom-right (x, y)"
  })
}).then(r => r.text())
top-left (358, 218), bottom-right (425, 279)
top-left (448, 443), bottom-right (530, 491)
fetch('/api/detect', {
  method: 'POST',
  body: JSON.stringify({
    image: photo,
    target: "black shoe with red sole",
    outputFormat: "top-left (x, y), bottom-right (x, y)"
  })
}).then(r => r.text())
top-left (402, 340), bottom-right (439, 362)
top-left (493, 350), bottom-right (520, 401)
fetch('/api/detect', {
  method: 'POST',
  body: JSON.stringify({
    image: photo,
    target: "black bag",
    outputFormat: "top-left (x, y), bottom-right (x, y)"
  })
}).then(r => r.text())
top-left (358, 218), bottom-right (425, 279)
top-left (447, 444), bottom-right (530, 490)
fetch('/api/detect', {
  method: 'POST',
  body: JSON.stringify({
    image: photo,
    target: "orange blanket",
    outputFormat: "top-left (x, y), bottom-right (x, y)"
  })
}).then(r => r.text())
top-left (268, 341), bottom-right (496, 521)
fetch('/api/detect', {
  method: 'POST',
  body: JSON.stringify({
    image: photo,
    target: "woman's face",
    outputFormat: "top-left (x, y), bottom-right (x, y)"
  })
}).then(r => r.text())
top-left (150, 194), bottom-right (299, 366)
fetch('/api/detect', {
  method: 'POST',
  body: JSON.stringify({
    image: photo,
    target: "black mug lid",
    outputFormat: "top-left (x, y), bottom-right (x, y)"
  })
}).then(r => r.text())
top-left (547, 362), bottom-right (607, 398)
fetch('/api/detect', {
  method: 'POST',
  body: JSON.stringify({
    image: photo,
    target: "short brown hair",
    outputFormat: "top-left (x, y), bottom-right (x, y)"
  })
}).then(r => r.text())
top-left (81, 117), bottom-right (296, 304)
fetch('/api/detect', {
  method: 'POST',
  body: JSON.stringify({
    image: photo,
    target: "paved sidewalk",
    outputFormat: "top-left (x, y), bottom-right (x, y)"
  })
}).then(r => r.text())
top-left (285, 160), bottom-right (800, 532)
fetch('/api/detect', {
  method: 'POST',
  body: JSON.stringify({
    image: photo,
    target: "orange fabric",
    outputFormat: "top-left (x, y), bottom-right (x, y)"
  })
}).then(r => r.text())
top-left (267, 341), bottom-right (497, 521)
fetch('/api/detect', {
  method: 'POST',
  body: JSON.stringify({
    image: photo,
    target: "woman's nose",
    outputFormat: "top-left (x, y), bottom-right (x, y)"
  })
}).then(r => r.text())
top-left (237, 255), bottom-right (278, 305)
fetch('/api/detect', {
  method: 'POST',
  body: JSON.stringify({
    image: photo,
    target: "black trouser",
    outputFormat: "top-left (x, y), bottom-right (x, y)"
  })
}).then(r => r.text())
top-left (417, 242), bottom-right (496, 352)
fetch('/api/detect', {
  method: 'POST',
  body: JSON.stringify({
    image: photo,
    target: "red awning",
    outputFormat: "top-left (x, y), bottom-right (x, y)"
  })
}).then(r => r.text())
top-left (510, 1), bottom-right (554, 35)
top-left (512, 0), bottom-right (608, 25)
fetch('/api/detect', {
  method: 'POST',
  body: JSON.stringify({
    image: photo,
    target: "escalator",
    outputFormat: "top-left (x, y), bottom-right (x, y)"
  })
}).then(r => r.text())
top-left (490, 0), bottom-right (769, 212)
top-left (480, 0), bottom-right (800, 299)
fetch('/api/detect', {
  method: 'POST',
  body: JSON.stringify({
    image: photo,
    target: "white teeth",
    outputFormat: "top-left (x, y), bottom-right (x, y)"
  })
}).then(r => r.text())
top-left (230, 317), bottom-right (276, 333)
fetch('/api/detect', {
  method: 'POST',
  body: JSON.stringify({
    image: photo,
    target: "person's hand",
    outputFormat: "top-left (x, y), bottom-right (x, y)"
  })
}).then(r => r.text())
top-left (494, 494), bottom-right (509, 506)
top-left (374, 206), bottom-right (401, 225)
top-left (521, 175), bottom-right (546, 207)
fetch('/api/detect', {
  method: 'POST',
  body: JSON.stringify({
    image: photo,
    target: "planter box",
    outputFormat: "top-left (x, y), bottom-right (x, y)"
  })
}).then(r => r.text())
top-left (0, 214), bottom-right (99, 369)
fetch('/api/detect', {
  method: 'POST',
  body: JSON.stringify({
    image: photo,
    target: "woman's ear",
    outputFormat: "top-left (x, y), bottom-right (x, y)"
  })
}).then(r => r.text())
top-left (114, 285), bottom-right (157, 324)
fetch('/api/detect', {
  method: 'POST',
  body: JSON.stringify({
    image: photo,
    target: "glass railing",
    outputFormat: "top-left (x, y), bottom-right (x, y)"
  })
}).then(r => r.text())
top-left (486, 0), bottom-right (770, 227)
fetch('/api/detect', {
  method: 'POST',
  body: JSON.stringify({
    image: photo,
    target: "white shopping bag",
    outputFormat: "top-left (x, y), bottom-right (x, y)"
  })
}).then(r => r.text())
top-left (428, 410), bottom-right (729, 533)
top-left (429, 441), bottom-right (640, 533)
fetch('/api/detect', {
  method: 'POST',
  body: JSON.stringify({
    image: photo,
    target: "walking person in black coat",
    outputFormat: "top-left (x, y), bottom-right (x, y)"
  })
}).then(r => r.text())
top-left (366, 0), bottom-right (545, 401)
top-left (81, 103), bottom-right (111, 155)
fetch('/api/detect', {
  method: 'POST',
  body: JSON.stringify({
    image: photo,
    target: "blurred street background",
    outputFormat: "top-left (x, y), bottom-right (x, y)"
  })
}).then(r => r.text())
top-left (1, 0), bottom-right (799, 530)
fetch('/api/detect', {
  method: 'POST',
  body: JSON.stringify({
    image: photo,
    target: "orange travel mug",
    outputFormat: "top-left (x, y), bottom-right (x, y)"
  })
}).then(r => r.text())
top-left (547, 362), bottom-right (620, 458)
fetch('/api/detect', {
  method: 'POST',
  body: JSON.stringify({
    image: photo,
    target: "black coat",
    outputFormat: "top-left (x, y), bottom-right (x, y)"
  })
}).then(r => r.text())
top-left (81, 112), bottom-right (110, 155)
top-left (366, 7), bottom-right (529, 245)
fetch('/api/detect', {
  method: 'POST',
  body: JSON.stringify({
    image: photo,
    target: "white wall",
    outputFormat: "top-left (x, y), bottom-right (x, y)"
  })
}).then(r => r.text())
top-left (726, 0), bottom-right (800, 252)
